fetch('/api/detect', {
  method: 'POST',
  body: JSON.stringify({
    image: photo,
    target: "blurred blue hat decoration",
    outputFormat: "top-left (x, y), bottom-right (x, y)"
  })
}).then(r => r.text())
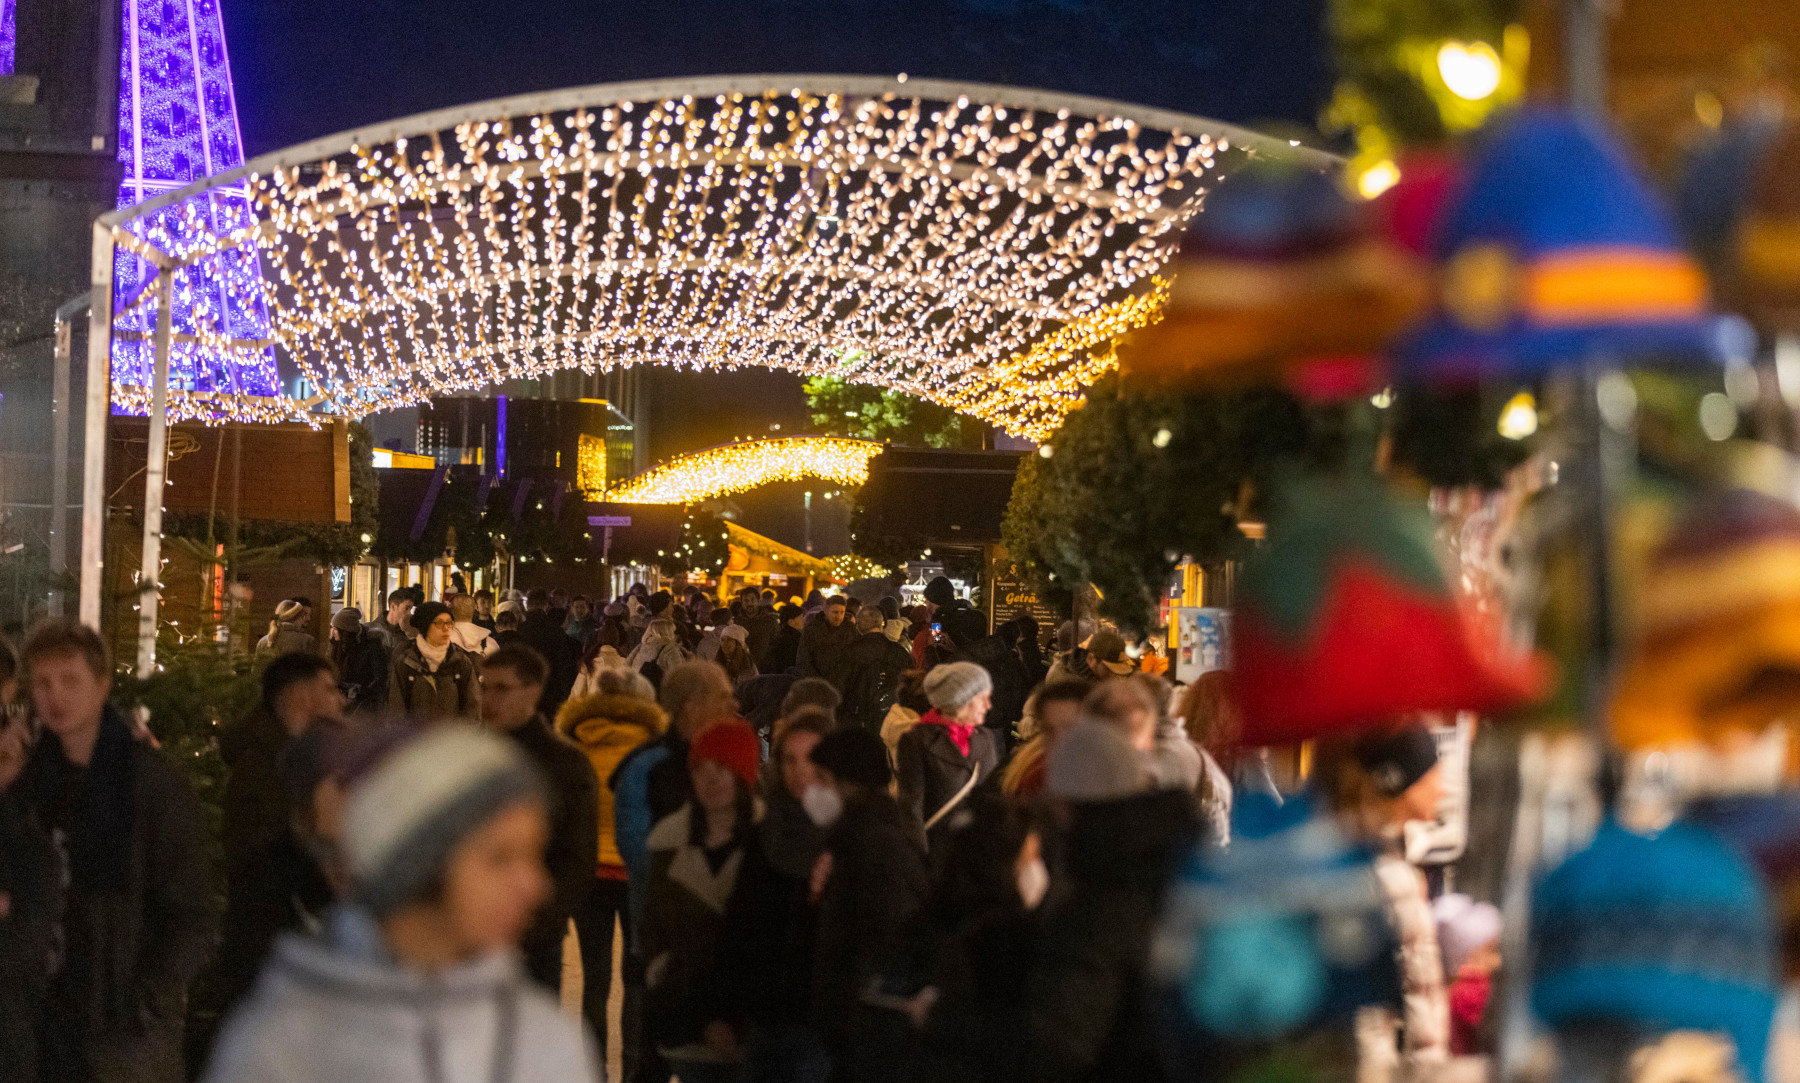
top-left (1531, 818), bottom-right (1779, 1080)
top-left (1397, 108), bottom-right (1751, 383)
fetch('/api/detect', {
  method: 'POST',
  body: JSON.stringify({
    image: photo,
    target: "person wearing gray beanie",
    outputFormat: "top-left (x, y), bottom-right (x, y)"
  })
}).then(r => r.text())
top-left (204, 723), bottom-right (602, 1083)
top-left (899, 662), bottom-right (1000, 849)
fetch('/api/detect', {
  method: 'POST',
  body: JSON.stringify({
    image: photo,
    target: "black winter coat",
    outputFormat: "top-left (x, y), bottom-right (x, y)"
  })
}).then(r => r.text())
top-left (216, 709), bottom-right (301, 1010)
top-left (812, 790), bottom-right (930, 1047)
top-left (962, 635), bottom-right (1032, 742)
top-left (796, 615), bottom-right (859, 689)
top-left (1019, 788), bottom-right (1201, 1083)
top-left (0, 789), bottom-right (58, 1083)
top-left (24, 707), bottom-right (217, 1083)
top-left (703, 809), bottom-right (818, 1031)
top-left (387, 638), bottom-right (480, 721)
top-left (839, 632), bottom-right (914, 734)
top-left (895, 719), bottom-right (1000, 849)
top-left (763, 623), bottom-right (803, 676)
top-left (506, 716), bottom-right (600, 989)
top-left (519, 612), bottom-right (581, 710)
top-left (740, 608), bottom-right (781, 669)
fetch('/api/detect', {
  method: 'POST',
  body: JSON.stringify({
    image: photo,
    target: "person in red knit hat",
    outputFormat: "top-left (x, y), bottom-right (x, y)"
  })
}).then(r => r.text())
top-left (640, 719), bottom-right (764, 1080)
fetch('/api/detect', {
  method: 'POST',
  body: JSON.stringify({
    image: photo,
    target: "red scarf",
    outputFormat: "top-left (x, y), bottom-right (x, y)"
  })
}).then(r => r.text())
top-left (918, 708), bottom-right (975, 757)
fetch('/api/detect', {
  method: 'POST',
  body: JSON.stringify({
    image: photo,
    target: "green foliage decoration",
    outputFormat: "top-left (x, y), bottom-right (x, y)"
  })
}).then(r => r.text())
top-left (1002, 375), bottom-right (1311, 636)
top-left (803, 376), bottom-right (979, 448)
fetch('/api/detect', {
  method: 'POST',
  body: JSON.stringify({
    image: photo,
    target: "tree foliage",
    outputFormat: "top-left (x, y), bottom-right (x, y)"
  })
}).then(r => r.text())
top-left (1002, 376), bottom-right (1312, 636)
top-left (803, 376), bottom-right (980, 448)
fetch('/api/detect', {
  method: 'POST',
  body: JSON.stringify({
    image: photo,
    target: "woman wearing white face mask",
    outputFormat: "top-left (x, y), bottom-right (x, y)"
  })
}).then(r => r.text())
top-left (803, 729), bottom-right (931, 1083)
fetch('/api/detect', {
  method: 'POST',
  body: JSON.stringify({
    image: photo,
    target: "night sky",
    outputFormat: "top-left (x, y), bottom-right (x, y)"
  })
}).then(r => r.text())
top-left (220, 0), bottom-right (1335, 550)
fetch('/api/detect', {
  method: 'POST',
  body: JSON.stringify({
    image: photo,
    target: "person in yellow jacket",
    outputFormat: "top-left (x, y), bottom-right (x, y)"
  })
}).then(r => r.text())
top-left (557, 667), bottom-right (667, 1065)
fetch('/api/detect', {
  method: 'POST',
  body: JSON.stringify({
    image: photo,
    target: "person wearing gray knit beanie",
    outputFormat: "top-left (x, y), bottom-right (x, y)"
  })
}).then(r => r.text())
top-left (204, 723), bottom-right (602, 1083)
top-left (922, 661), bottom-right (993, 715)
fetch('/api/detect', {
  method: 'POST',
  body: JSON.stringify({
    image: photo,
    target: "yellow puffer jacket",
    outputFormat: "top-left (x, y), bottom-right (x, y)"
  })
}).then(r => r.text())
top-left (556, 692), bottom-right (668, 873)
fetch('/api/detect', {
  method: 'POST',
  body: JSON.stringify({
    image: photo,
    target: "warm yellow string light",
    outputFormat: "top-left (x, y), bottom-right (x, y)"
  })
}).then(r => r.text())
top-left (108, 81), bottom-right (1307, 433)
top-left (605, 435), bottom-right (882, 504)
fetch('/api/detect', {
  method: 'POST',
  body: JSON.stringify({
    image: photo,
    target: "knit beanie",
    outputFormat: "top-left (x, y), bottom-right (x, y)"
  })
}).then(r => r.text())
top-left (1532, 818), bottom-right (1779, 1080)
top-left (690, 720), bottom-right (761, 790)
top-left (331, 607), bottom-right (364, 633)
top-left (342, 724), bottom-right (545, 917)
top-left (810, 727), bottom-right (892, 791)
top-left (923, 661), bottom-right (993, 714)
top-left (884, 619), bottom-right (907, 643)
top-left (1432, 893), bottom-right (1502, 975)
top-left (1351, 724), bottom-right (1440, 798)
top-left (1045, 721), bottom-right (1147, 802)
top-left (719, 624), bottom-right (749, 646)
top-left (924, 576), bottom-right (955, 608)
top-left (410, 601), bottom-right (451, 637)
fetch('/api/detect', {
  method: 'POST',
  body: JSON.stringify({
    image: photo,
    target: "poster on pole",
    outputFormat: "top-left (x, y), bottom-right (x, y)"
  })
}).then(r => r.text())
top-left (987, 566), bottom-right (1065, 647)
top-left (1173, 607), bottom-right (1231, 684)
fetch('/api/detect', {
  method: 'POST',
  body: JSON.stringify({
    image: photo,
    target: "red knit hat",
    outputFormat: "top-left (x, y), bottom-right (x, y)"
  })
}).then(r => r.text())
top-left (689, 720), bottom-right (761, 790)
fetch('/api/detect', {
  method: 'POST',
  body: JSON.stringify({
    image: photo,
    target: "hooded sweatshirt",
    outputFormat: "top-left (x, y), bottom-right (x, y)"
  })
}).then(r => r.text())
top-left (557, 692), bottom-right (668, 877)
top-left (204, 907), bottom-right (600, 1083)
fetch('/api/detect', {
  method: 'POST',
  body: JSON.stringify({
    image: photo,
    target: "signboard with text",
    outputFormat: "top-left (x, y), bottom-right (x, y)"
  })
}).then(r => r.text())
top-left (987, 567), bottom-right (1064, 646)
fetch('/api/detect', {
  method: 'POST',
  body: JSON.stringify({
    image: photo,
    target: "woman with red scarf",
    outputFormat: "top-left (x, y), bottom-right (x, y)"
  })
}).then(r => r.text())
top-left (896, 662), bottom-right (1001, 852)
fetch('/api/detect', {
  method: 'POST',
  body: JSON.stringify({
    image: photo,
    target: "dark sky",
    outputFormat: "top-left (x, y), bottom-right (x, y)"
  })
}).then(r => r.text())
top-left (221, 0), bottom-right (1333, 550)
top-left (224, 0), bottom-right (1333, 163)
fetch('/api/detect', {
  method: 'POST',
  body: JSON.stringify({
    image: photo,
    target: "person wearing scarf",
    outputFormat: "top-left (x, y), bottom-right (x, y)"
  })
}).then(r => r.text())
top-left (387, 601), bottom-right (481, 721)
top-left (896, 662), bottom-right (1001, 852)
top-left (627, 617), bottom-right (690, 687)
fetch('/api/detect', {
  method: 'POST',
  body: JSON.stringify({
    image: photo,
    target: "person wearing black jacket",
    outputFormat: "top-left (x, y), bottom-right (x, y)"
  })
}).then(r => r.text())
top-left (20, 621), bottom-right (215, 1083)
top-left (520, 588), bottom-right (582, 711)
top-left (703, 711), bottom-right (834, 1083)
top-left (763, 604), bottom-right (806, 675)
top-left (838, 607), bottom-right (913, 735)
top-left (1019, 722), bottom-right (1202, 1083)
top-left (328, 608), bottom-right (389, 713)
top-left (0, 712), bottom-right (58, 1083)
top-left (807, 728), bottom-right (931, 1083)
top-left (215, 654), bottom-right (344, 1014)
top-left (479, 645), bottom-right (600, 993)
top-left (796, 597), bottom-right (858, 690)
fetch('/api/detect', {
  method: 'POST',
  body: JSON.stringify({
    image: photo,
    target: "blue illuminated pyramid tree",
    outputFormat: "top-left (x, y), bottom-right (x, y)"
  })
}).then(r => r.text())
top-left (113, 0), bottom-right (279, 406)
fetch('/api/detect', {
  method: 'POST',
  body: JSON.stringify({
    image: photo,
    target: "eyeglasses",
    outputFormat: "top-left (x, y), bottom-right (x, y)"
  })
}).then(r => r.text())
top-left (431, 615), bottom-right (454, 627)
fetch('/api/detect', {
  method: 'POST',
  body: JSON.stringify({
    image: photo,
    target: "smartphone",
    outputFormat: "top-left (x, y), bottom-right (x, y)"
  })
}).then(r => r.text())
top-left (931, 621), bottom-right (942, 633)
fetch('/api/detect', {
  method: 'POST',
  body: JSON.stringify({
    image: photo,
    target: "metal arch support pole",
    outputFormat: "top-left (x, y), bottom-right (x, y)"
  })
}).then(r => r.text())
top-left (135, 276), bottom-right (174, 677)
top-left (80, 227), bottom-right (116, 629)
top-left (50, 294), bottom-right (90, 617)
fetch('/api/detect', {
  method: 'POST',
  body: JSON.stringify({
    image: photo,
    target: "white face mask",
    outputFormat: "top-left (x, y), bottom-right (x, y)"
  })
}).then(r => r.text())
top-left (802, 782), bottom-right (844, 827)
top-left (1016, 856), bottom-right (1050, 911)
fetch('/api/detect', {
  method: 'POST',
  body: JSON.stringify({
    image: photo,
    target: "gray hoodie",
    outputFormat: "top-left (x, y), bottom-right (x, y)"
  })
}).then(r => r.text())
top-left (205, 908), bottom-right (600, 1083)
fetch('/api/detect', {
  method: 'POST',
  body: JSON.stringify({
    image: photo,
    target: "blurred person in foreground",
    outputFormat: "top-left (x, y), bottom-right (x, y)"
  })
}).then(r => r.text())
top-left (1017, 720), bottom-right (1199, 1083)
top-left (0, 659), bottom-right (58, 1083)
top-left (704, 709), bottom-right (837, 1083)
top-left (204, 723), bottom-right (602, 1082)
top-left (807, 727), bottom-right (930, 1083)
top-left (1001, 678), bottom-right (1092, 800)
top-left (20, 620), bottom-right (215, 1083)
top-left (479, 646), bottom-right (599, 995)
top-left (216, 654), bottom-right (346, 1012)
top-left (640, 720), bottom-right (764, 1083)
top-left (559, 664), bottom-right (665, 1063)
top-left (611, 661), bottom-right (739, 1083)
top-left (1317, 723), bottom-right (1452, 1077)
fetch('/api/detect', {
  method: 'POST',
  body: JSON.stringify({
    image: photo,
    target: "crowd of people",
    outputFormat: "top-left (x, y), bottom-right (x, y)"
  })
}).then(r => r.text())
top-left (0, 576), bottom-right (1506, 1083)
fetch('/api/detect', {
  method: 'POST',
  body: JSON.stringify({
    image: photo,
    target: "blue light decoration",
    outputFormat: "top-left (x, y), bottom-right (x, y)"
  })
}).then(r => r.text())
top-left (0, 0), bottom-right (15, 76)
top-left (112, 0), bottom-right (279, 411)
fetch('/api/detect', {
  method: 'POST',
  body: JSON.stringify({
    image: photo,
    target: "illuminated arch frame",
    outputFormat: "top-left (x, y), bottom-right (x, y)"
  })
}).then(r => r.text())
top-left (603, 435), bottom-right (883, 504)
top-left (81, 74), bottom-right (1334, 655)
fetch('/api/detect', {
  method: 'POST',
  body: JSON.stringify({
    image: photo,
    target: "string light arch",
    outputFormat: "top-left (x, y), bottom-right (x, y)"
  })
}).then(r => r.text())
top-left (604, 435), bottom-right (883, 504)
top-left (97, 74), bottom-right (1333, 437)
